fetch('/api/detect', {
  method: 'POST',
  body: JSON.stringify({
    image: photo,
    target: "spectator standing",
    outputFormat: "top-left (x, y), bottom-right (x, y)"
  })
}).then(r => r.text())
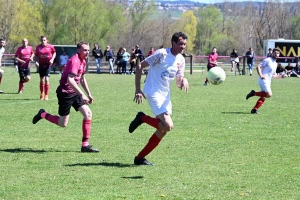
top-left (32, 42), bottom-right (99, 153)
top-left (267, 48), bottom-right (272, 58)
top-left (14, 38), bottom-right (34, 94)
top-left (134, 45), bottom-right (144, 63)
top-left (116, 47), bottom-right (123, 74)
top-left (129, 47), bottom-right (136, 74)
top-left (129, 32), bottom-right (189, 165)
top-left (59, 51), bottom-right (69, 74)
top-left (245, 48), bottom-right (286, 114)
top-left (204, 47), bottom-right (218, 86)
top-left (0, 38), bottom-right (5, 93)
top-left (35, 36), bottom-right (56, 100)
top-left (103, 45), bottom-right (114, 74)
top-left (92, 43), bottom-right (103, 74)
top-left (121, 48), bottom-right (130, 75)
top-left (245, 47), bottom-right (255, 76)
top-left (230, 49), bottom-right (241, 75)
top-left (147, 47), bottom-right (155, 57)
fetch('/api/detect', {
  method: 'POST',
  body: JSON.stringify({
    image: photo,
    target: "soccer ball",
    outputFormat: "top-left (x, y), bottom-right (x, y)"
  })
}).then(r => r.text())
top-left (207, 67), bottom-right (226, 85)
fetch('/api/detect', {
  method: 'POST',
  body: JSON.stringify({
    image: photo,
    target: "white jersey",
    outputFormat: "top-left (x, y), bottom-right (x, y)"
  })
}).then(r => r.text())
top-left (0, 47), bottom-right (5, 59)
top-left (257, 57), bottom-right (277, 85)
top-left (143, 48), bottom-right (185, 99)
top-left (59, 55), bottom-right (69, 65)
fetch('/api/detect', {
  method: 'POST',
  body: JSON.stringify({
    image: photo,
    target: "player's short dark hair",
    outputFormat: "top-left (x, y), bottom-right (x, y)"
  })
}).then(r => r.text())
top-left (40, 35), bottom-right (46, 39)
top-left (171, 32), bottom-right (188, 44)
top-left (268, 48), bottom-right (272, 50)
top-left (77, 42), bottom-right (89, 49)
top-left (273, 48), bottom-right (280, 52)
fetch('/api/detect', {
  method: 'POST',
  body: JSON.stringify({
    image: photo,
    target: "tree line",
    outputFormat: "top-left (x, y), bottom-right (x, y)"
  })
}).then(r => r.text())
top-left (0, 0), bottom-right (299, 56)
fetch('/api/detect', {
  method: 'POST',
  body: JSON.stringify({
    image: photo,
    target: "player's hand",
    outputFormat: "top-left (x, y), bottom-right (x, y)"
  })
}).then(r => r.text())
top-left (88, 95), bottom-right (94, 104)
top-left (81, 94), bottom-right (90, 105)
top-left (181, 78), bottom-right (189, 93)
top-left (260, 75), bottom-right (265, 79)
top-left (49, 60), bottom-right (54, 65)
top-left (35, 62), bottom-right (39, 67)
top-left (133, 89), bottom-right (146, 104)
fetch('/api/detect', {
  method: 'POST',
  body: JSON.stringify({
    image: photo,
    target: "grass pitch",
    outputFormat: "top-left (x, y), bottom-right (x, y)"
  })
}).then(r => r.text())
top-left (0, 67), bottom-right (300, 199)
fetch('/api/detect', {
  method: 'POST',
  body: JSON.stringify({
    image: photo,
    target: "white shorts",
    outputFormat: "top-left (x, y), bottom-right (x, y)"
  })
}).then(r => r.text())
top-left (259, 82), bottom-right (271, 93)
top-left (146, 94), bottom-right (172, 117)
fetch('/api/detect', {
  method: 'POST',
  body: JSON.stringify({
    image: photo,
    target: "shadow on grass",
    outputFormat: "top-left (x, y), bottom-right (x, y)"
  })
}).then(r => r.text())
top-left (0, 148), bottom-right (46, 153)
top-left (221, 111), bottom-right (250, 114)
top-left (121, 176), bottom-right (144, 179)
top-left (66, 162), bottom-right (134, 168)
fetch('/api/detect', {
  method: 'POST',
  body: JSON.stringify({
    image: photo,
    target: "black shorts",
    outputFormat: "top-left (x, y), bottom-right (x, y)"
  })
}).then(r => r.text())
top-left (207, 65), bottom-right (215, 72)
top-left (18, 67), bottom-right (30, 82)
top-left (39, 64), bottom-right (51, 77)
top-left (57, 92), bottom-right (83, 116)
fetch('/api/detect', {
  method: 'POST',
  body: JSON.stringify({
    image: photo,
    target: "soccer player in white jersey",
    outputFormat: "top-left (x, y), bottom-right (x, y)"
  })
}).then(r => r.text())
top-left (246, 48), bottom-right (286, 114)
top-left (129, 32), bottom-right (189, 166)
top-left (0, 38), bottom-right (6, 93)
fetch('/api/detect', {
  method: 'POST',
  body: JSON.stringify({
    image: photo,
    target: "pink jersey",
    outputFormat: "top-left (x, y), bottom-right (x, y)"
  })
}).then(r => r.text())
top-left (15, 46), bottom-right (34, 68)
top-left (57, 53), bottom-right (86, 94)
top-left (35, 44), bottom-right (56, 65)
top-left (207, 53), bottom-right (218, 67)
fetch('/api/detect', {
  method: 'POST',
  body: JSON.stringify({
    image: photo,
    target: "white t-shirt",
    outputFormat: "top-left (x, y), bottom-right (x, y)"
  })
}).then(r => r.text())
top-left (0, 47), bottom-right (5, 59)
top-left (257, 57), bottom-right (277, 85)
top-left (59, 55), bottom-right (69, 65)
top-left (143, 48), bottom-right (185, 99)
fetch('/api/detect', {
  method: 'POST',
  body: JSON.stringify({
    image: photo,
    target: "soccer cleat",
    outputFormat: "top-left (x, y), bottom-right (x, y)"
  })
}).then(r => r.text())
top-left (81, 145), bottom-right (99, 153)
top-left (44, 95), bottom-right (49, 101)
top-left (32, 109), bottom-right (45, 124)
top-left (251, 109), bottom-right (259, 114)
top-left (246, 90), bottom-right (255, 100)
top-left (0, 90), bottom-right (3, 93)
top-left (134, 157), bottom-right (154, 166)
top-left (18, 90), bottom-right (22, 94)
top-left (129, 112), bottom-right (145, 133)
top-left (203, 82), bottom-right (208, 86)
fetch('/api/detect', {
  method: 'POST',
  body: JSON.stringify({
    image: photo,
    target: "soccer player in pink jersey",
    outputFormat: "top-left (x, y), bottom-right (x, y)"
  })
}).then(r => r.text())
top-left (14, 38), bottom-right (34, 94)
top-left (204, 47), bottom-right (218, 86)
top-left (32, 42), bottom-right (99, 153)
top-left (246, 48), bottom-right (286, 114)
top-left (129, 32), bottom-right (189, 165)
top-left (35, 36), bottom-right (56, 100)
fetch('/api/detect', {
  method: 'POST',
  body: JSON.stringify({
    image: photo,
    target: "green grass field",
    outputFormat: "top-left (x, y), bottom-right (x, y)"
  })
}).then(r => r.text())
top-left (0, 67), bottom-right (300, 199)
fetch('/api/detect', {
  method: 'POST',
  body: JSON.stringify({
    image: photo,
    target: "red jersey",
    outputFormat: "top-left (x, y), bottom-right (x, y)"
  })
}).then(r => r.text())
top-left (35, 44), bottom-right (56, 65)
top-left (207, 52), bottom-right (218, 67)
top-left (15, 46), bottom-right (34, 68)
top-left (57, 53), bottom-right (86, 94)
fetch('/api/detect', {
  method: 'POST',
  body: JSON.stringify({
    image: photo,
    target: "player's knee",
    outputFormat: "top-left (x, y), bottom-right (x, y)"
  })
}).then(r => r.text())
top-left (84, 110), bottom-right (92, 120)
top-left (164, 122), bottom-right (173, 132)
top-left (266, 93), bottom-right (272, 98)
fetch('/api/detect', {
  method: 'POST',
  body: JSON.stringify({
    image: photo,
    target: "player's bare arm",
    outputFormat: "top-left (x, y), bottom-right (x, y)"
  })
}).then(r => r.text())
top-left (67, 74), bottom-right (89, 104)
top-left (80, 74), bottom-right (94, 104)
top-left (50, 52), bottom-right (56, 64)
top-left (176, 76), bottom-right (189, 93)
top-left (257, 65), bottom-right (265, 79)
top-left (134, 60), bottom-right (148, 104)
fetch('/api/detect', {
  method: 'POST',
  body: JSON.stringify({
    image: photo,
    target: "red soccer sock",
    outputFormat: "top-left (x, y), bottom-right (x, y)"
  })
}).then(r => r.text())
top-left (40, 82), bottom-right (45, 94)
top-left (19, 82), bottom-right (24, 91)
top-left (0, 77), bottom-right (2, 84)
top-left (45, 84), bottom-right (50, 95)
top-left (254, 91), bottom-right (267, 97)
top-left (205, 77), bottom-right (209, 83)
top-left (141, 115), bottom-right (160, 129)
top-left (136, 133), bottom-right (161, 159)
top-left (82, 120), bottom-right (91, 147)
top-left (41, 112), bottom-right (59, 125)
top-left (253, 97), bottom-right (265, 110)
